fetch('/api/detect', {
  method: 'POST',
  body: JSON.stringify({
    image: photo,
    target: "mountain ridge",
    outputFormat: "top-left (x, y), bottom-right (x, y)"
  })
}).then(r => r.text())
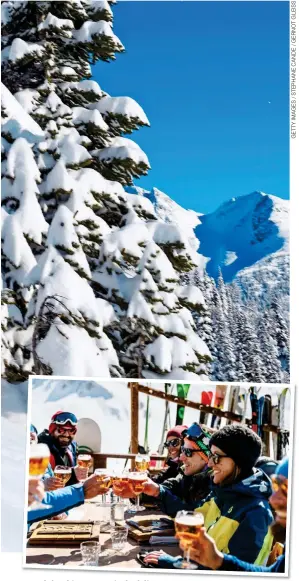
top-left (126, 186), bottom-right (289, 286)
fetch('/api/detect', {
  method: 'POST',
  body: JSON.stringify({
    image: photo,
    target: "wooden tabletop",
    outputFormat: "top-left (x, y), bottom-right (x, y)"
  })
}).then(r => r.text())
top-left (26, 501), bottom-right (181, 569)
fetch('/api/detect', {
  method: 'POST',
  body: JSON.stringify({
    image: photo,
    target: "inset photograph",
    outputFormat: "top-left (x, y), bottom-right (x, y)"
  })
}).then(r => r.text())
top-left (24, 378), bottom-right (293, 574)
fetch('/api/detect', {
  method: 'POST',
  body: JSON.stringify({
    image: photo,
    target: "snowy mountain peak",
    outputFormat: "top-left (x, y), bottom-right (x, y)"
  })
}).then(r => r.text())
top-left (195, 191), bottom-right (289, 281)
top-left (126, 185), bottom-right (202, 254)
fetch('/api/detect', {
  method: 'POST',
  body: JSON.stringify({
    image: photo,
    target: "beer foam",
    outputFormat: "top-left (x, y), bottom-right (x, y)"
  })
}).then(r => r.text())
top-left (78, 454), bottom-right (91, 460)
top-left (55, 468), bottom-right (70, 474)
top-left (29, 443), bottom-right (50, 458)
top-left (129, 473), bottom-right (147, 481)
top-left (175, 514), bottom-right (204, 526)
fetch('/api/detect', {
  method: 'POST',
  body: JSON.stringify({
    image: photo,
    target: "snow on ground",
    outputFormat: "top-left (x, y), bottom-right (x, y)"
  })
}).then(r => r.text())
top-left (1, 379), bottom-right (292, 552)
top-left (1, 380), bottom-right (29, 552)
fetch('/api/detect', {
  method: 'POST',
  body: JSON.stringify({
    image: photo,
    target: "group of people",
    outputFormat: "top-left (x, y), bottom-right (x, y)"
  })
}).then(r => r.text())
top-left (28, 411), bottom-right (108, 523)
top-left (28, 411), bottom-right (289, 573)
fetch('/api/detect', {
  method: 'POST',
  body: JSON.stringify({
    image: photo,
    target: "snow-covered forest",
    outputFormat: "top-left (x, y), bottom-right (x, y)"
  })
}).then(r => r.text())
top-left (1, 0), bottom-right (289, 385)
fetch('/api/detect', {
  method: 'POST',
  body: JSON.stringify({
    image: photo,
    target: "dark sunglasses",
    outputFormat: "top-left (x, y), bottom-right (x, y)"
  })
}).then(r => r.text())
top-left (271, 475), bottom-right (288, 495)
top-left (56, 426), bottom-right (77, 435)
top-left (181, 446), bottom-right (203, 458)
top-left (164, 438), bottom-right (181, 448)
top-left (208, 452), bottom-right (229, 465)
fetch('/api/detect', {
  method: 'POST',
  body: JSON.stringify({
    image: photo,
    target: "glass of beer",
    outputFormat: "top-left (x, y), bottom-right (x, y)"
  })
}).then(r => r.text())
top-left (135, 454), bottom-right (150, 472)
top-left (127, 471), bottom-right (147, 512)
top-left (173, 510), bottom-right (204, 569)
top-left (77, 454), bottom-right (92, 481)
top-left (28, 443), bottom-right (52, 510)
top-left (94, 468), bottom-right (112, 502)
top-left (112, 471), bottom-right (130, 497)
top-left (54, 465), bottom-right (72, 487)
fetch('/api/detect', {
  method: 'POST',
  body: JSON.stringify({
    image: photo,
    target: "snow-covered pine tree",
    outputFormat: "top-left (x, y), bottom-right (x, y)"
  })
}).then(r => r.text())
top-left (257, 310), bottom-right (283, 383)
top-left (1, 83), bottom-right (48, 382)
top-left (1, 1), bottom-right (211, 380)
top-left (180, 269), bottom-right (214, 355)
top-left (236, 309), bottom-right (265, 383)
top-left (269, 297), bottom-right (290, 380)
top-left (217, 269), bottom-right (229, 316)
top-left (210, 284), bottom-right (236, 381)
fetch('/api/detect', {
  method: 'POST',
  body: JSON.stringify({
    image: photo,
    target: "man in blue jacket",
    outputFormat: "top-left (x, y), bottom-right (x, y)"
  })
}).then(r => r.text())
top-left (27, 472), bottom-right (109, 526)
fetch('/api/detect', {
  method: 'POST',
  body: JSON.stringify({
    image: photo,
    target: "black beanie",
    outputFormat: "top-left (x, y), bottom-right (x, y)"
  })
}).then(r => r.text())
top-left (209, 425), bottom-right (262, 474)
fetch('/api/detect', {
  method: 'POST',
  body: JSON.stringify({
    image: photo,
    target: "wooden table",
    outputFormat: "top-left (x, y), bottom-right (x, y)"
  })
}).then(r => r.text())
top-left (26, 501), bottom-right (181, 569)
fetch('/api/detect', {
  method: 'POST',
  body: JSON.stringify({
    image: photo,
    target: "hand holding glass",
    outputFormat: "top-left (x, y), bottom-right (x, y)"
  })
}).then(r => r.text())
top-left (54, 465), bottom-right (72, 486)
top-left (174, 511), bottom-right (204, 569)
top-left (28, 443), bottom-right (52, 510)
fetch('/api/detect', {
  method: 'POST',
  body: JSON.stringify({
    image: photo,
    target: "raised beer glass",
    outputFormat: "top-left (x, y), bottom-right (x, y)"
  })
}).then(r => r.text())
top-left (173, 510), bottom-right (204, 569)
top-left (54, 465), bottom-right (72, 487)
top-left (28, 443), bottom-right (52, 510)
top-left (77, 454), bottom-right (92, 481)
top-left (135, 454), bottom-right (150, 472)
top-left (94, 468), bottom-right (112, 502)
top-left (127, 471), bottom-right (147, 513)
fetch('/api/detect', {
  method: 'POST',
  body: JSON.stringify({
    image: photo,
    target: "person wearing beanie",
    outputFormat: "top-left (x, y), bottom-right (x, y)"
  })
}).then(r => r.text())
top-left (176, 456), bottom-right (289, 573)
top-left (143, 424), bottom-right (274, 569)
top-left (153, 425), bottom-right (187, 484)
top-left (38, 411), bottom-right (85, 487)
top-left (255, 456), bottom-right (279, 479)
top-left (134, 425), bottom-right (187, 507)
top-left (116, 423), bottom-right (212, 512)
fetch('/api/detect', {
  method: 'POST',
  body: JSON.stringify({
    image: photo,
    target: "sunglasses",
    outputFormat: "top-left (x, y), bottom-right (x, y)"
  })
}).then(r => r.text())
top-left (164, 438), bottom-right (181, 448)
top-left (271, 475), bottom-right (288, 496)
top-left (181, 446), bottom-right (204, 458)
top-left (53, 412), bottom-right (78, 426)
top-left (208, 452), bottom-right (229, 465)
top-left (56, 426), bottom-right (77, 435)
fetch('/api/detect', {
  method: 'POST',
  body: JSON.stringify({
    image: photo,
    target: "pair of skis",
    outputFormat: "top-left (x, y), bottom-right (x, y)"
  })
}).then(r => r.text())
top-left (199, 386), bottom-right (226, 429)
top-left (250, 387), bottom-right (290, 460)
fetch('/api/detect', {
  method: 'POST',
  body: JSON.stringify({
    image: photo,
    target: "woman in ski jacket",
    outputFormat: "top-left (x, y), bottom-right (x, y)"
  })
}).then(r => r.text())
top-left (177, 456), bottom-right (289, 573)
top-left (143, 425), bottom-right (274, 569)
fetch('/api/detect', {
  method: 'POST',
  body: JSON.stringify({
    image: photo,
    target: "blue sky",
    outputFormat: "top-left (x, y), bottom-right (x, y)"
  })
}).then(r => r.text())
top-left (92, 1), bottom-right (289, 213)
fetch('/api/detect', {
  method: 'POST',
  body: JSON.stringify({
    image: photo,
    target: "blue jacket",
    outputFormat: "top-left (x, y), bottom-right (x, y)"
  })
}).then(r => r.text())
top-left (41, 463), bottom-right (55, 481)
top-left (194, 468), bottom-right (274, 565)
top-left (220, 553), bottom-right (285, 572)
top-left (27, 484), bottom-right (84, 526)
top-left (156, 551), bottom-right (285, 571)
top-left (157, 468), bottom-right (273, 567)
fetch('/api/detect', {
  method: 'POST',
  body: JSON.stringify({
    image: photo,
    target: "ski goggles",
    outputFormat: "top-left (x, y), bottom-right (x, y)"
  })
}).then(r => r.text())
top-left (271, 475), bottom-right (288, 496)
top-left (56, 425), bottom-right (77, 435)
top-left (182, 423), bottom-right (211, 458)
top-left (208, 451), bottom-right (229, 465)
top-left (51, 412), bottom-right (78, 426)
top-left (181, 446), bottom-right (204, 458)
top-left (164, 438), bottom-right (182, 448)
